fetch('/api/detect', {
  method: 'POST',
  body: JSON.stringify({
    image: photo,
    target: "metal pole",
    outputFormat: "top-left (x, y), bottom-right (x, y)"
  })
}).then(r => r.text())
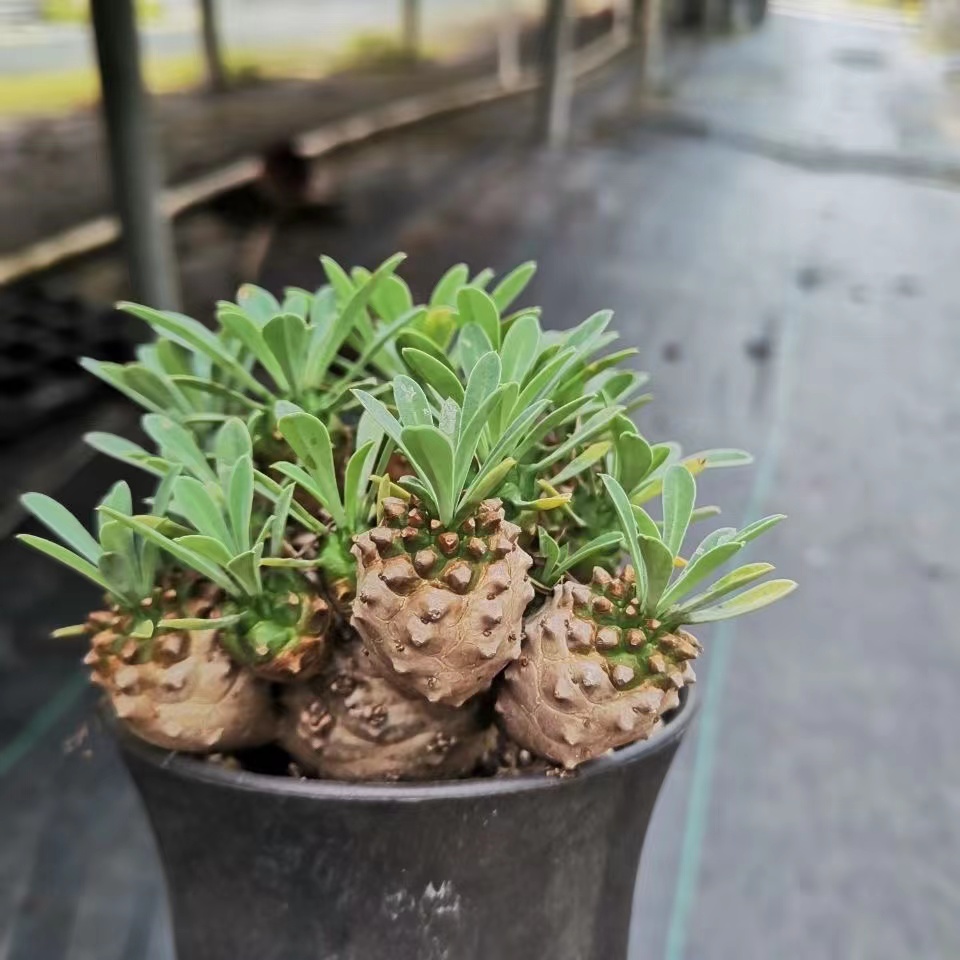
top-left (538, 0), bottom-right (574, 147)
top-left (90, 0), bottom-right (180, 310)
top-left (402, 0), bottom-right (421, 57)
top-left (199, 0), bottom-right (227, 92)
top-left (498, 0), bottom-right (522, 90)
top-left (639, 0), bottom-right (665, 88)
top-left (613, 0), bottom-right (632, 42)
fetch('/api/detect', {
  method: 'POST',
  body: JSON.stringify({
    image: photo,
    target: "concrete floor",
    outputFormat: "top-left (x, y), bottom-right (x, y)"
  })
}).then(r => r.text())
top-left (3, 7), bottom-right (960, 959)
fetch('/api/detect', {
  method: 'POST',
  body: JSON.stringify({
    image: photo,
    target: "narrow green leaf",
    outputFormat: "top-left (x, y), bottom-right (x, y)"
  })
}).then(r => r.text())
top-left (142, 415), bottom-right (217, 483)
top-left (20, 494), bottom-right (101, 564)
top-left (537, 526), bottom-right (562, 581)
top-left (401, 426), bottom-right (456, 525)
top-left (214, 418), bottom-right (253, 470)
top-left (638, 534), bottom-right (675, 612)
top-left (226, 455), bottom-right (254, 552)
top-left (683, 580), bottom-right (797, 623)
top-left (559, 531), bottom-right (624, 578)
top-left (157, 614), bottom-right (245, 631)
top-left (269, 483), bottom-right (296, 558)
top-left (499, 313), bottom-right (541, 385)
top-left (457, 288), bottom-right (501, 349)
top-left (396, 328), bottom-right (456, 370)
top-left (631, 504), bottom-right (662, 540)
top-left (658, 541), bottom-right (743, 609)
top-left (226, 550), bottom-right (262, 596)
top-left (400, 348), bottom-right (465, 403)
top-left (275, 412), bottom-right (346, 527)
top-left (684, 448), bottom-right (754, 474)
top-left (370, 274), bottom-right (414, 321)
top-left (117, 303), bottom-right (270, 398)
top-left (459, 352), bottom-right (501, 444)
top-left (17, 535), bottom-right (109, 592)
top-left (457, 322), bottom-right (495, 374)
top-left (175, 535), bottom-right (235, 567)
top-left (617, 432), bottom-right (654, 493)
top-left (343, 440), bottom-right (377, 531)
top-left (599, 474), bottom-right (645, 604)
top-left (661, 464), bottom-right (697, 558)
top-left (430, 263), bottom-right (469, 307)
top-left (678, 563), bottom-right (776, 613)
top-left (393, 375), bottom-right (434, 428)
top-left (438, 398), bottom-right (459, 439)
top-left (170, 476), bottom-right (233, 547)
top-left (491, 261), bottom-right (537, 312)
top-left (263, 312), bottom-right (309, 397)
top-left (459, 457), bottom-right (516, 517)
top-left (236, 283), bottom-right (281, 325)
top-left (217, 305), bottom-right (289, 390)
top-left (79, 358), bottom-right (166, 414)
top-left (168, 375), bottom-right (263, 411)
top-left (352, 390), bottom-right (405, 447)
top-left (550, 441), bottom-right (613, 486)
top-left (734, 514), bottom-right (787, 544)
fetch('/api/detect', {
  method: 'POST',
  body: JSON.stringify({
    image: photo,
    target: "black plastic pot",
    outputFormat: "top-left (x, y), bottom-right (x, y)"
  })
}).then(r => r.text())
top-left (116, 690), bottom-right (697, 960)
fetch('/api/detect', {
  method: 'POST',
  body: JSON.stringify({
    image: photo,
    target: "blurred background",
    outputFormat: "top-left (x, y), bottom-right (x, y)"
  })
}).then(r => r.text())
top-left (1, 0), bottom-right (959, 958)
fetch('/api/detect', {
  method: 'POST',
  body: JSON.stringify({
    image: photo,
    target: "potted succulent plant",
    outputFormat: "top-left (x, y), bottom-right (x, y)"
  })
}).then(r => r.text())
top-left (18, 254), bottom-right (795, 960)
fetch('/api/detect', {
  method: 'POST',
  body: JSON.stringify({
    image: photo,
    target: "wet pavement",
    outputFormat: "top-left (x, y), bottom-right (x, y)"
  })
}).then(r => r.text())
top-left (3, 6), bottom-right (960, 959)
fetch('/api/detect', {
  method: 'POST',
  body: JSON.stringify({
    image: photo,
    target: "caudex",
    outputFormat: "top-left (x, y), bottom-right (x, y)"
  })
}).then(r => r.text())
top-left (19, 254), bottom-right (795, 777)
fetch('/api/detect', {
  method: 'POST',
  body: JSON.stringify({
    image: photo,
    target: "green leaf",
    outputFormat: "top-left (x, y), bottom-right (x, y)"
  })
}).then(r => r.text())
top-left (226, 456), bottom-right (254, 552)
top-left (659, 541), bottom-right (743, 609)
top-left (401, 426), bottom-right (456, 525)
top-left (564, 310), bottom-right (612, 352)
top-left (79, 358), bottom-right (166, 415)
top-left (20, 494), bottom-right (101, 564)
top-left (734, 514), bottom-right (786, 544)
top-left (684, 448), bottom-right (754, 474)
top-left (491, 261), bottom-right (537, 312)
top-left (370, 274), bottom-right (414, 321)
top-left (226, 550), bottom-right (262, 596)
top-left (537, 526), bottom-right (562, 581)
top-left (393, 375), bottom-right (434, 428)
top-left (531, 405), bottom-right (624, 472)
top-left (309, 253), bottom-right (406, 385)
top-left (599, 474), bottom-right (645, 604)
top-left (661, 464), bottom-right (697, 558)
top-left (617, 432), bottom-right (654, 493)
top-left (352, 390), bottom-right (405, 447)
top-left (168, 375), bottom-right (263, 411)
top-left (500, 313), bottom-right (541, 385)
top-left (97, 481), bottom-right (133, 535)
top-left (117, 303), bottom-right (270, 398)
top-left (430, 263), bottom-right (469, 307)
top-left (156, 614), bottom-right (245, 631)
top-left (438, 398), bottom-right (459, 439)
top-left (455, 384), bottom-right (512, 495)
top-left (263, 312), bottom-right (309, 397)
top-left (343, 440), bottom-right (377, 531)
top-left (275, 411), bottom-right (346, 528)
top-left (100, 509), bottom-right (236, 593)
top-left (459, 457), bottom-right (516, 517)
top-left (170, 476), bottom-right (233, 548)
top-left (236, 283), bottom-right (280, 325)
top-left (550, 441), bottom-right (613, 486)
top-left (400, 348), bottom-right (465, 403)
top-left (457, 323), bottom-right (495, 375)
top-left (679, 563), bottom-right (776, 614)
top-left (142, 415), bottom-right (217, 484)
top-left (683, 580), bottom-right (797, 623)
top-left (396, 328), bottom-right (456, 370)
top-left (559, 531), bottom-right (624, 578)
top-left (84, 432), bottom-right (159, 475)
top-left (175, 535), bottom-right (235, 567)
top-left (17, 534), bottom-right (109, 592)
top-left (638, 534), bottom-right (675, 612)
top-left (214, 418), bottom-right (253, 470)
top-left (631, 504), bottom-right (662, 540)
top-left (457, 287), bottom-right (501, 349)
top-left (217, 305), bottom-right (289, 390)
top-left (269, 483), bottom-right (296, 558)
top-left (459, 352), bottom-right (501, 444)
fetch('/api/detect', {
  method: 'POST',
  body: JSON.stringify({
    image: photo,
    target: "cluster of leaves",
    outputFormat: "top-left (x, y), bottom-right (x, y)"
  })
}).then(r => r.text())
top-left (19, 253), bottom-right (795, 653)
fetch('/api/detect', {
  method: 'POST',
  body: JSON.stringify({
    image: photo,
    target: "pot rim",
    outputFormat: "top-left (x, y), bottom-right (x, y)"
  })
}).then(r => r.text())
top-left (112, 686), bottom-right (697, 802)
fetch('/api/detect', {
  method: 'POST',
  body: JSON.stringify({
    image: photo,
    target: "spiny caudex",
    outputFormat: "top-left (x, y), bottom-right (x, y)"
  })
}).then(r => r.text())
top-left (19, 252), bottom-right (796, 778)
top-left (498, 469), bottom-right (795, 768)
